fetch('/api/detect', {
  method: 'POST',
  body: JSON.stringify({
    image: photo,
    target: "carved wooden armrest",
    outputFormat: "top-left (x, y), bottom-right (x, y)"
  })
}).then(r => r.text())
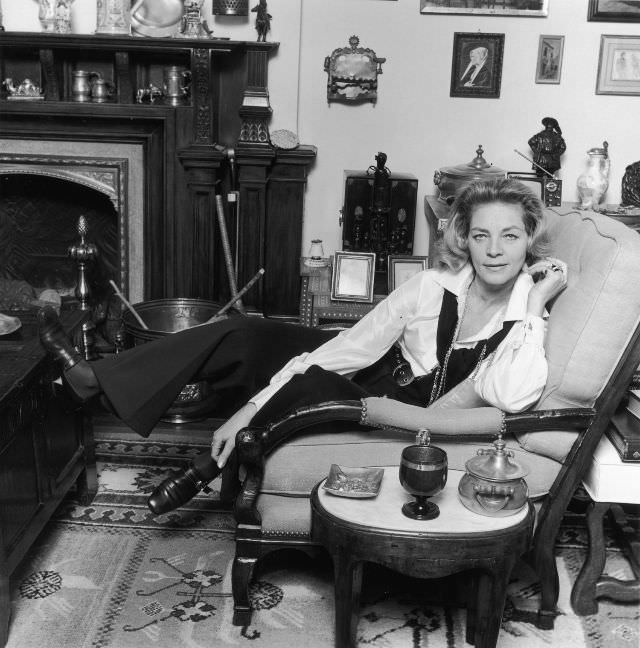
top-left (233, 401), bottom-right (362, 525)
top-left (503, 408), bottom-right (595, 434)
top-left (232, 401), bottom-right (596, 526)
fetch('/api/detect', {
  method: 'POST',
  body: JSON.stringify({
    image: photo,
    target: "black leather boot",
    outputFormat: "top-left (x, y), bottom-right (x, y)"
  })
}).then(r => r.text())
top-left (37, 306), bottom-right (83, 371)
top-left (147, 461), bottom-right (222, 515)
top-left (38, 306), bottom-right (101, 402)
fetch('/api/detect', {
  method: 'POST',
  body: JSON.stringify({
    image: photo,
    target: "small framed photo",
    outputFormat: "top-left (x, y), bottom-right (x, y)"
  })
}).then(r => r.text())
top-left (588, 0), bottom-right (640, 22)
top-left (596, 35), bottom-right (640, 96)
top-left (388, 255), bottom-right (428, 293)
top-left (331, 251), bottom-right (376, 303)
top-left (450, 32), bottom-right (505, 99)
top-left (535, 35), bottom-right (564, 84)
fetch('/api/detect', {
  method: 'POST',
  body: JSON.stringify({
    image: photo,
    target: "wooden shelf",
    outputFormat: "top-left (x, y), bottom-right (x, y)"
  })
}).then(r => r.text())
top-left (0, 31), bottom-right (277, 54)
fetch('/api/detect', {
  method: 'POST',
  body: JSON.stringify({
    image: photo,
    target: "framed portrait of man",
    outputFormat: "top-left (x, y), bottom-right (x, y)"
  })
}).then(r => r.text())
top-left (450, 32), bottom-right (505, 98)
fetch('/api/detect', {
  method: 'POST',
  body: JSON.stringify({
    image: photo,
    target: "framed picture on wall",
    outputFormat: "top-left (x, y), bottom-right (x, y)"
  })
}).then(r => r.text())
top-left (450, 32), bottom-right (504, 98)
top-left (387, 256), bottom-right (428, 293)
top-left (330, 252), bottom-right (376, 303)
top-left (588, 0), bottom-right (640, 22)
top-left (535, 35), bottom-right (565, 84)
top-left (421, 0), bottom-right (548, 17)
top-left (596, 35), bottom-right (640, 96)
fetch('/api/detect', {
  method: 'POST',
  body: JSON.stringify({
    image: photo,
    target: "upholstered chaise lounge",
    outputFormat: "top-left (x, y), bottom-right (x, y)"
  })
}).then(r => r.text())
top-left (230, 205), bottom-right (640, 629)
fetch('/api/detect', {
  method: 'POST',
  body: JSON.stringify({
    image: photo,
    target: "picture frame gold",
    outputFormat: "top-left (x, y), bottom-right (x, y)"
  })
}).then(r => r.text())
top-left (387, 255), bottom-right (428, 293)
top-left (596, 35), bottom-right (640, 96)
top-left (535, 35), bottom-right (564, 84)
top-left (330, 251), bottom-right (376, 303)
top-left (450, 32), bottom-right (505, 99)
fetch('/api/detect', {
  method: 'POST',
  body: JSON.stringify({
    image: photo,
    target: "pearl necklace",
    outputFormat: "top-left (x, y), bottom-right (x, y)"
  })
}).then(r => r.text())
top-left (427, 281), bottom-right (507, 406)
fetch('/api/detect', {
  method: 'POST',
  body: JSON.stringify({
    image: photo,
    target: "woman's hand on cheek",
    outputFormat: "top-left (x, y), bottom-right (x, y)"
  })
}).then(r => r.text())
top-left (526, 258), bottom-right (568, 316)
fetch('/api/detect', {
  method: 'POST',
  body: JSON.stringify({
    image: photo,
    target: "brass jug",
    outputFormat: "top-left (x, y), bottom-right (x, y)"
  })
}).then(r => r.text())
top-left (72, 70), bottom-right (98, 102)
top-left (162, 66), bottom-right (191, 106)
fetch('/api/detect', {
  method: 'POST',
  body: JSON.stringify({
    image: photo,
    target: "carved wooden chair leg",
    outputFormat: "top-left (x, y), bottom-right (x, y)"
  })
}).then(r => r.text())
top-left (529, 535), bottom-right (560, 629)
top-left (232, 554), bottom-right (258, 626)
top-left (570, 500), bottom-right (608, 615)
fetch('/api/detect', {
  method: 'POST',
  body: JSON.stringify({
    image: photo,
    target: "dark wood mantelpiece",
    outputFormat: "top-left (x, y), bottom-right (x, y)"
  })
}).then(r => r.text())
top-left (0, 32), bottom-right (315, 316)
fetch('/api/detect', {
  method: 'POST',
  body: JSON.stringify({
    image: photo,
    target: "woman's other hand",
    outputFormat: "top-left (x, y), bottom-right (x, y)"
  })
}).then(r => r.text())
top-left (526, 257), bottom-right (568, 316)
top-left (211, 402), bottom-right (257, 468)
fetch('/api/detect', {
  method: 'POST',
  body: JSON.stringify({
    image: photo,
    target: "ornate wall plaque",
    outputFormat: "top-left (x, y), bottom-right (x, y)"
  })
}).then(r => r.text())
top-left (324, 36), bottom-right (386, 104)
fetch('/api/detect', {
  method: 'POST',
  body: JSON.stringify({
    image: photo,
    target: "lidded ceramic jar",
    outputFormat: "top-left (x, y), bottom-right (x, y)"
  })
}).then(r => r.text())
top-left (457, 434), bottom-right (528, 517)
top-left (577, 141), bottom-right (610, 212)
top-left (433, 145), bottom-right (505, 205)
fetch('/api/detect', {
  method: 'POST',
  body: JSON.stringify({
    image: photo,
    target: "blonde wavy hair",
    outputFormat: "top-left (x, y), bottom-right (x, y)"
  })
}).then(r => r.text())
top-left (437, 177), bottom-right (549, 272)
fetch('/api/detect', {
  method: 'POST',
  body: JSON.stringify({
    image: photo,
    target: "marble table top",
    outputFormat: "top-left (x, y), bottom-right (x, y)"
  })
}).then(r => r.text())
top-left (316, 467), bottom-right (530, 535)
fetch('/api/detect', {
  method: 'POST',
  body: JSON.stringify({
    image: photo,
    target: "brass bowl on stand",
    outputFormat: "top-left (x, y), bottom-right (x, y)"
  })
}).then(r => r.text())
top-left (122, 298), bottom-right (231, 423)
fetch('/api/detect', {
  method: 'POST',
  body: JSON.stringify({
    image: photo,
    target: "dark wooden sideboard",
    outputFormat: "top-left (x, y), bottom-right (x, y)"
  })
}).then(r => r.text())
top-left (0, 33), bottom-right (316, 317)
top-left (0, 309), bottom-right (96, 648)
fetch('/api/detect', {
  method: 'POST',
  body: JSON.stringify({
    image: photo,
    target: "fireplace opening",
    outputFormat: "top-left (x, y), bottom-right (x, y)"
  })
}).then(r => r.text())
top-left (0, 173), bottom-right (126, 342)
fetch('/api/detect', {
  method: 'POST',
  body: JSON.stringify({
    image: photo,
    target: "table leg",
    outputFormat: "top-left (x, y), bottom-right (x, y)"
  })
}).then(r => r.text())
top-left (333, 550), bottom-right (363, 648)
top-left (0, 560), bottom-right (9, 647)
top-left (473, 562), bottom-right (512, 648)
top-left (571, 501), bottom-right (609, 616)
top-left (466, 572), bottom-right (479, 645)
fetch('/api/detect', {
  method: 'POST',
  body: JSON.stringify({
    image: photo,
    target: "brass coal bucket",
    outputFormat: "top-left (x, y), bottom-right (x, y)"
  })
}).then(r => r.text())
top-left (122, 298), bottom-right (226, 423)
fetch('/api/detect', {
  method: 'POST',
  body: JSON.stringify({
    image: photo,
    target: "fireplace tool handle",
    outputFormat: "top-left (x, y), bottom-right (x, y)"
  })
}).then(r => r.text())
top-left (109, 280), bottom-right (149, 330)
top-left (215, 193), bottom-right (245, 315)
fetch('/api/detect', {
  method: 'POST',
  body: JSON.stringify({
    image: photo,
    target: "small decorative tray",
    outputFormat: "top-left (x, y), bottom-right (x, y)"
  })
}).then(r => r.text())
top-left (323, 464), bottom-right (384, 498)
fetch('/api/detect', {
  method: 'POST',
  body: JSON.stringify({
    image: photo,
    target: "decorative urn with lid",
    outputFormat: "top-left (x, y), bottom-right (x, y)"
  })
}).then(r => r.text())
top-left (433, 145), bottom-right (506, 205)
top-left (457, 434), bottom-right (529, 517)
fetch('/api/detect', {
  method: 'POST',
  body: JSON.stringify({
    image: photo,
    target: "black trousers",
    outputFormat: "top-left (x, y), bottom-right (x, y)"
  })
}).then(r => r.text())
top-left (92, 316), bottom-right (341, 437)
top-left (91, 316), bottom-right (435, 485)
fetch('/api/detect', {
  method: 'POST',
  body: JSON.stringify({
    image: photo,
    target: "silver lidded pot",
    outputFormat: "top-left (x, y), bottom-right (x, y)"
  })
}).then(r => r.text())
top-left (433, 145), bottom-right (506, 205)
top-left (457, 434), bottom-right (528, 517)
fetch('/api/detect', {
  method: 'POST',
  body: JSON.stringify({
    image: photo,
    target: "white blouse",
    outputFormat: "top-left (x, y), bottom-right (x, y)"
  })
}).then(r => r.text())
top-left (249, 263), bottom-right (548, 413)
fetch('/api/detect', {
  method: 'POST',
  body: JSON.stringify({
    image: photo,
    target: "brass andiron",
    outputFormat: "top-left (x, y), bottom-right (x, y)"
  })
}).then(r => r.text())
top-left (68, 215), bottom-right (98, 311)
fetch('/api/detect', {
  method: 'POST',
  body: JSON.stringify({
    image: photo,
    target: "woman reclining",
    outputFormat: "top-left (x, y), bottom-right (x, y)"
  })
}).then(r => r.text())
top-left (38, 177), bottom-right (567, 514)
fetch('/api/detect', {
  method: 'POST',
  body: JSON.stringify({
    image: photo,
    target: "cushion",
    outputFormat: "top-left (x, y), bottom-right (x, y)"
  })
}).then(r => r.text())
top-left (516, 208), bottom-right (640, 461)
top-left (260, 428), bottom-right (560, 501)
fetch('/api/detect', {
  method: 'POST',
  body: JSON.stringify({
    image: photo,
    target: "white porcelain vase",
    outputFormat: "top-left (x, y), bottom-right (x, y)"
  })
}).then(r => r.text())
top-left (577, 142), bottom-right (610, 212)
top-left (38, 0), bottom-right (57, 32)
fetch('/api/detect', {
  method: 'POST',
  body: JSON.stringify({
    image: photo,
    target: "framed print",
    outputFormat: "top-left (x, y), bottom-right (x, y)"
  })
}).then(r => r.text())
top-left (596, 35), bottom-right (640, 96)
top-left (387, 255), bottom-right (428, 293)
top-left (421, 0), bottom-right (548, 18)
top-left (450, 32), bottom-right (504, 98)
top-left (588, 0), bottom-right (640, 22)
top-left (535, 35), bottom-right (565, 84)
top-left (330, 251), bottom-right (376, 303)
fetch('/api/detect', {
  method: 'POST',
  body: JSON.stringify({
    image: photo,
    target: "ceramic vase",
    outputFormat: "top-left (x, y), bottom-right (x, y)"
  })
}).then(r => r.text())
top-left (577, 142), bottom-right (610, 212)
top-left (38, 0), bottom-right (57, 32)
top-left (96, 0), bottom-right (131, 35)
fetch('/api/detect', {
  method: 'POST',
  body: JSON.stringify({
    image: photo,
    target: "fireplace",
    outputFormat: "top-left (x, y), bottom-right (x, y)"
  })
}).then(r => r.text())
top-left (0, 144), bottom-right (144, 305)
top-left (0, 33), bottom-right (316, 318)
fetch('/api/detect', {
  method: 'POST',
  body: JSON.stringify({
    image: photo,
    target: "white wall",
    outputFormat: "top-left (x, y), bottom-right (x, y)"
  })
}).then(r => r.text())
top-left (297, 0), bottom-right (640, 258)
top-left (4, 0), bottom-right (639, 261)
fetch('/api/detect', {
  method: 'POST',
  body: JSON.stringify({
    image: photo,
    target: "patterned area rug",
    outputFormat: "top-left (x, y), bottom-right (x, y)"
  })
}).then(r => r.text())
top-left (6, 429), bottom-right (640, 648)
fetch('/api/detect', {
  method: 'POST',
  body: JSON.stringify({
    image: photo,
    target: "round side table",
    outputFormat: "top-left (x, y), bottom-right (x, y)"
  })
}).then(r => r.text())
top-left (311, 467), bottom-right (534, 648)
